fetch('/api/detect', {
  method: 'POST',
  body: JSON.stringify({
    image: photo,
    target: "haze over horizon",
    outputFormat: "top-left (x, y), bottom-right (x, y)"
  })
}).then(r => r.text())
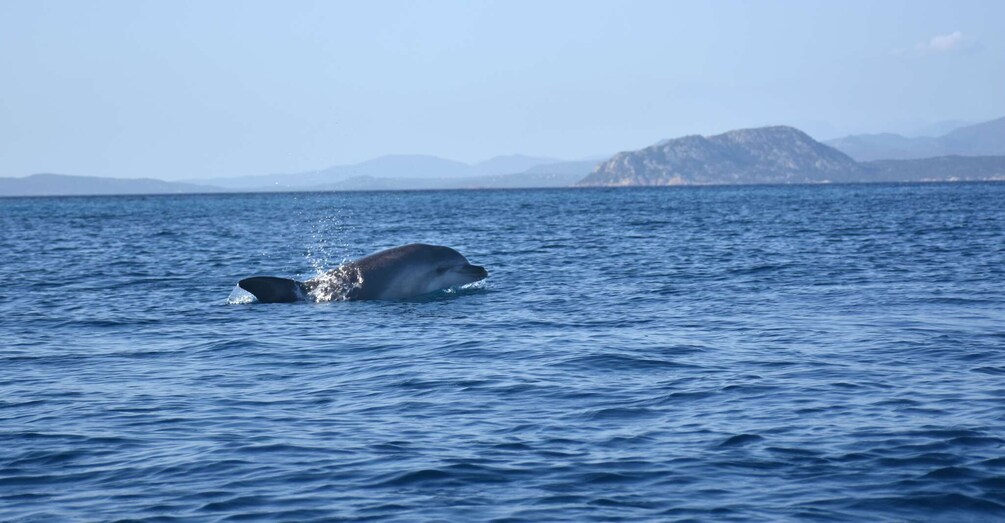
top-left (2, 0), bottom-right (1002, 180)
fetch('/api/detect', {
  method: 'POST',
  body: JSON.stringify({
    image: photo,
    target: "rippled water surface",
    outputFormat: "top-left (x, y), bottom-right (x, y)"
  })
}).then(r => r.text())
top-left (2, 184), bottom-right (1005, 521)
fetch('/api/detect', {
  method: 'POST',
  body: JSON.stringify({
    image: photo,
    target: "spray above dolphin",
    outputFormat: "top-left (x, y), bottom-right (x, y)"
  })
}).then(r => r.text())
top-left (237, 243), bottom-right (488, 303)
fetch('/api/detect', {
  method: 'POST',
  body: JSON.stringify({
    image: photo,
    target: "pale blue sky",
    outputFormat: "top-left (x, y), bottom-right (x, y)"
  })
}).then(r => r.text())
top-left (1, 0), bottom-right (1002, 180)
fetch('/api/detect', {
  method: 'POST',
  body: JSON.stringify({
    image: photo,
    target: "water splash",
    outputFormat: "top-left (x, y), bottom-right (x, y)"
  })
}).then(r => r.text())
top-left (226, 285), bottom-right (255, 304)
top-left (303, 198), bottom-right (353, 276)
top-left (303, 264), bottom-right (364, 302)
top-left (298, 196), bottom-right (361, 302)
top-left (442, 280), bottom-right (488, 294)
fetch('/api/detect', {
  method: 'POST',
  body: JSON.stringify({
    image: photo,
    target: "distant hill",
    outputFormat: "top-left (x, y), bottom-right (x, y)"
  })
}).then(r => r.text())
top-left (286, 157), bottom-right (596, 191)
top-left (191, 154), bottom-right (572, 190)
top-left (471, 155), bottom-right (560, 176)
top-left (0, 157), bottom-right (596, 197)
top-left (522, 159), bottom-right (600, 176)
top-left (0, 173), bottom-right (222, 197)
top-left (908, 119), bottom-right (972, 138)
top-left (578, 126), bottom-right (864, 186)
top-left (193, 154), bottom-right (475, 190)
top-left (823, 133), bottom-right (943, 162)
top-left (939, 118), bottom-right (1005, 156)
top-left (332, 154), bottom-right (473, 178)
top-left (577, 124), bottom-right (1005, 187)
top-left (825, 117), bottom-right (1005, 161)
top-left (304, 170), bottom-right (586, 192)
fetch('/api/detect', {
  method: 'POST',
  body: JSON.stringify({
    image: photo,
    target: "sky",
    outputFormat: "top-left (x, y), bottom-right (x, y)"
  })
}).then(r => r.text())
top-left (1, 0), bottom-right (1002, 180)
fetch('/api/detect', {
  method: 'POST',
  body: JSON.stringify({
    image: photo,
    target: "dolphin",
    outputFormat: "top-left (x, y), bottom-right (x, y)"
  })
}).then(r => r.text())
top-left (237, 243), bottom-right (488, 303)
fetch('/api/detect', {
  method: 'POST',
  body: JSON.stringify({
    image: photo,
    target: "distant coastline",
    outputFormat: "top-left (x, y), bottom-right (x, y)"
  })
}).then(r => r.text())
top-left (3, 117), bottom-right (1003, 197)
top-left (5, 179), bottom-right (1005, 200)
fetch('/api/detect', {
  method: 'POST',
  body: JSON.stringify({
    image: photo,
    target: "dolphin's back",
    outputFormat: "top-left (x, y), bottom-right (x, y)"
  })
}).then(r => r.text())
top-left (352, 244), bottom-right (459, 272)
top-left (238, 276), bottom-right (306, 303)
top-left (348, 244), bottom-right (465, 299)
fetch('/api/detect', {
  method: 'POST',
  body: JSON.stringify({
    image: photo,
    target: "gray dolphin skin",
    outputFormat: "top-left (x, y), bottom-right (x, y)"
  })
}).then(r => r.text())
top-left (238, 243), bottom-right (488, 303)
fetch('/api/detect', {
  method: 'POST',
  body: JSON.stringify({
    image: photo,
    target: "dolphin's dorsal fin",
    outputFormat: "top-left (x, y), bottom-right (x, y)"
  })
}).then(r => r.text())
top-left (238, 276), bottom-right (307, 303)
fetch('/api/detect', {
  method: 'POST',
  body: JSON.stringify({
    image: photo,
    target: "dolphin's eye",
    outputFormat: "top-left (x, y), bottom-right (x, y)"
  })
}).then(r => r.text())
top-left (436, 267), bottom-right (448, 274)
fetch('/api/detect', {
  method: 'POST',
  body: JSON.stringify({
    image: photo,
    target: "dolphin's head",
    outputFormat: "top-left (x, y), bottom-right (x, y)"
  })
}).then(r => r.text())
top-left (352, 243), bottom-right (488, 299)
top-left (424, 246), bottom-right (488, 292)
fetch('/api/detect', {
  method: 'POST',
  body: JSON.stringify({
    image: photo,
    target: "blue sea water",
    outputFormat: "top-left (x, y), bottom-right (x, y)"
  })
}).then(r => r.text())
top-left (1, 184), bottom-right (1004, 521)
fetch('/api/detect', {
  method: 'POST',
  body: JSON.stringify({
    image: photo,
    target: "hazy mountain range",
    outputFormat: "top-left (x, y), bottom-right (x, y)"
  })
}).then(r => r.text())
top-left (2, 117), bottom-right (1003, 196)
top-left (824, 117), bottom-right (1005, 161)
top-left (187, 154), bottom-right (592, 190)
top-left (0, 156), bottom-right (600, 196)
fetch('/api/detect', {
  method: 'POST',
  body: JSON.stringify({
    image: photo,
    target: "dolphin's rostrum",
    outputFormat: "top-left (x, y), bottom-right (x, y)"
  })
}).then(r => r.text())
top-left (238, 243), bottom-right (488, 302)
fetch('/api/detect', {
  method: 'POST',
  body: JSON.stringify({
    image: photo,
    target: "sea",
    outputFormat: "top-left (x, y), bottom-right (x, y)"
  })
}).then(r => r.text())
top-left (1, 183), bottom-right (1004, 522)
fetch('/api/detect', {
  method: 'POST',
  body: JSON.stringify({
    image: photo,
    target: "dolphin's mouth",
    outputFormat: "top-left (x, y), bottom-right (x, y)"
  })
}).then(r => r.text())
top-left (459, 264), bottom-right (488, 280)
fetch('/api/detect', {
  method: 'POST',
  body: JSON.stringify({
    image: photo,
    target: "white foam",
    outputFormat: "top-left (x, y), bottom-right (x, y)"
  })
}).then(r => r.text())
top-left (226, 285), bottom-right (256, 304)
top-left (305, 265), bottom-right (364, 302)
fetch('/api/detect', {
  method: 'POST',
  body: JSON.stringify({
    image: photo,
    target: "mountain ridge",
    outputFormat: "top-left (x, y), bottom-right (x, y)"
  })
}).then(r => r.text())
top-left (825, 117), bottom-right (1005, 161)
top-left (579, 126), bottom-right (865, 186)
top-left (189, 154), bottom-right (570, 190)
